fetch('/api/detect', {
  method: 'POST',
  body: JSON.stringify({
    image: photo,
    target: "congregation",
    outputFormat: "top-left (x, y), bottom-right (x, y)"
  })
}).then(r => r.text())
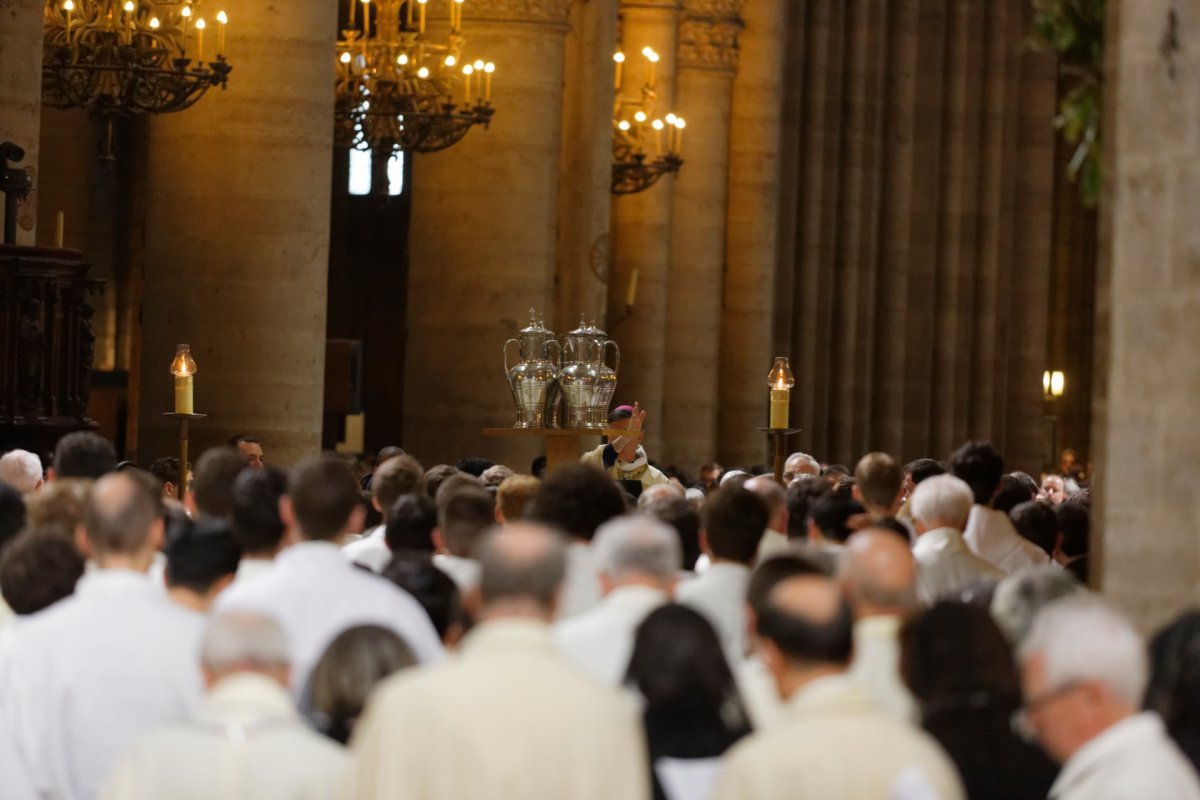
top-left (0, 421), bottom-right (1196, 800)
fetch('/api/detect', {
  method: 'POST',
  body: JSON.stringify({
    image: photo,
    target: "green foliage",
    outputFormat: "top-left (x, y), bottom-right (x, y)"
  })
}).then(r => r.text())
top-left (1031, 0), bottom-right (1105, 208)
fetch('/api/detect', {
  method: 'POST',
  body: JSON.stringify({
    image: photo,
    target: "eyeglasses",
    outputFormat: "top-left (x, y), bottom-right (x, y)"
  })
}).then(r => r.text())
top-left (1011, 680), bottom-right (1085, 743)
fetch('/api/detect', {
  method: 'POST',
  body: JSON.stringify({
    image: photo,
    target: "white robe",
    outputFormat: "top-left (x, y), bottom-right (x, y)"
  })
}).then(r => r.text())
top-left (554, 584), bottom-right (668, 685)
top-left (1050, 712), bottom-right (1200, 800)
top-left (214, 540), bottom-right (443, 697)
top-left (0, 569), bottom-right (206, 800)
top-left (963, 505), bottom-right (1048, 573)
top-left (676, 562), bottom-right (752, 664)
top-left (341, 618), bottom-right (650, 800)
top-left (557, 542), bottom-right (602, 620)
top-left (913, 527), bottom-right (1006, 604)
top-left (341, 525), bottom-right (391, 573)
top-left (100, 673), bottom-right (348, 800)
top-left (848, 615), bottom-right (917, 723)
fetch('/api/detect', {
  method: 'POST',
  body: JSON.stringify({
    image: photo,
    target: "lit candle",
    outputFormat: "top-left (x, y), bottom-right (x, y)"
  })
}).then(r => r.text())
top-left (484, 61), bottom-right (494, 100)
top-left (462, 64), bottom-right (473, 102)
top-left (652, 118), bottom-right (664, 155)
top-left (170, 345), bottom-right (198, 415)
top-left (195, 18), bottom-right (205, 62)
top-left (454, 0), bottom-right (463, 32)
top-left (675, 117), bottom-right (685, 152)
top-left (362, 0), bottom-right (370, 43)
top-left (767, 356), bottom-right (795, 429)
top-left (613, 51), bottom-right (624, 90)
top-left (418, 0), bottom-right (426, 33)
top-left (55, 211), bottom-right (64, 248)
top-left (216, 10), bottom-right (227, 54)
top-left (124, 1), bottom-right (135, 43)
top-left (63, 0), bottom-right (74, 44)
top-left (181, 4), bottom-right (192, 55)
top-left (634, 110), bottom-right (646, 140)
top-left (626, 268), bottom-right (639, 307)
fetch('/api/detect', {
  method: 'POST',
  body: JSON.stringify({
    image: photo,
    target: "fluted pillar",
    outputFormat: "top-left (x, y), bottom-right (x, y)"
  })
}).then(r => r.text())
top-left (716, 0), bottom-right (786, 466)
top-left (660, 0), bottom-right (741, 469)
top-left (137, 0), bottom-right (337, 467)
top-left (607, 0), bottom-right (680, 456)
top-left (402, 0), bottom-right (574, 467)
top-left (0, 0), bottom-right (43, 244)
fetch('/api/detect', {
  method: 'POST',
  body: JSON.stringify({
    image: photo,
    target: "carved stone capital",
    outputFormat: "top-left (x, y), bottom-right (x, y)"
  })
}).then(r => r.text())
top-left (678, 1), bottom-right (743, 73)
top-left (462, 0), bottom-right (576, 27)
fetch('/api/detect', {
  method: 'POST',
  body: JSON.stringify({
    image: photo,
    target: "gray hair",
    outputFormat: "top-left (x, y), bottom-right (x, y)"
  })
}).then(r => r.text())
top-left (201, 612), bottom-right (290, 673)
top-left (684, 487), bottom-right (705, 510)
top-left (1018, 594), bottom-right (1148, 707)
top-left (477, 524), bottom-right (567, 610)
top-left (637, 483), bottom-right (684, 509)
top-left (0, 450), bottom-right (43, 494)
top-left (911, 474), bottom-right (974, 530)
top-left (84, 471), bottom-right (163, 555)
top-left (785, 452), bottom-right (821, 477)
top-left (991, 565), bottom-right (1084, 644)
top-left (592, 515), bottom-right (681, 582)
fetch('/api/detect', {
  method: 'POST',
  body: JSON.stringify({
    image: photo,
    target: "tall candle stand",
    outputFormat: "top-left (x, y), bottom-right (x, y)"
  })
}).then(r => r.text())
top-left (758, 426), bottom-right (801, 485)
top-left (162, 412), bottom-right (206, 491)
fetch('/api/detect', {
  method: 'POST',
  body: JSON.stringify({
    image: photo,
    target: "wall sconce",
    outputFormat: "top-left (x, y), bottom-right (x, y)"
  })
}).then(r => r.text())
top-left (1043, 369), bottom-right (1065, 401)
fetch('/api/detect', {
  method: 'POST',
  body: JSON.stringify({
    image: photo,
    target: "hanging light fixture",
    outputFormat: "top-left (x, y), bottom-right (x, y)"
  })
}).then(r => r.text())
top-left (335, 0), bottom-right (495, 155)
top-left (611, 46), bottom-right (684, 195)
top-left (42, 0), bottom-right (232, 156)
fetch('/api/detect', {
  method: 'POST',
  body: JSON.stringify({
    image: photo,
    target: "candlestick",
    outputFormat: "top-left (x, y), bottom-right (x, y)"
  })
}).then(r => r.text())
top-left (123, 1), bottom-right (134, 43)
top-left (63, 0), bottom-right (73, 44)
top-left (195, 18), bottom-right (205, 62)
top-left (362, 0), bottom-right (371, 39)
top-left (463, 64), bottom-right (473, 102)
top-left (675, 118), bottom-right (685, 152)
top-left (769, 388), bottom-right (789, 429)
top-left (55, 211), bottom-right (64, 248)
top-left (175, 375), bottom-right (194, 414)
top-left (181, 5), bottom-right (192, 55)
top-left (613, 51), bottom-right (624, 90)
top-left (766, 356), bottom-right (796, 429)
top-left (454, 0), bottom-right (463, 32)
top-left (484, 62), bottom-right (494, 101)
top-left (652, 119), bottom-right (664, 155)
top-left (626, 268), bottom-right (639, 307)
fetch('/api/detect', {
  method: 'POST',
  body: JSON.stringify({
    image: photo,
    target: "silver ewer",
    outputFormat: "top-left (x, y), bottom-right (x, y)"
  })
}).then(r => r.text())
top-left (503, 309), bottom-right (561, 428)
top-left (559, 317), bottom-right (620, 429)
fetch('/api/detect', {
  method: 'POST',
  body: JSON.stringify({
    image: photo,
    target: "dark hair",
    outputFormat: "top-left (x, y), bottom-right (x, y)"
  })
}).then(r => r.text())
top-left (0, 531), bottom-right (85, 614)
top-left (383, 555), bottom-right (465, 640)
top-left (809, 484), bottom-right (863, 543)
top-left (227, 434), bottom-right (260, 447)
top-left (1146, 610), bottom-right (1200, 778)
top-left (871, 517), bottom-right (913, 542)
top-left (525, 464), bottom-right (626, 542)
top-left (0, 483), bottom-right (26, 551)
top-left (423, 465), bottom-right (461, 500)
top-left (785, 476), bottom-right (829, 538)
top-left (756, 580), bottom-right (854, 666)
top-left (164, 517), bottom-right (242, 594)
top-left (701, 486), bottom-right (768, 564)
top-left (230, 465), bottom-right (288, 556)
top-left (641, 494), bottom-right (701, 570)
top-left (372, 455), bottom-right (426, 521)
top-left (307, 625), bottom-right (415, 744)
top-left (53, 432), bottom-right (117, 479)
top-left (289, 456), bottom-right (362, 541)
top-left (455, 456), bottom-right (495, 478)
top-left (1055, 501), bottom-right (1089, 557)
top-left (822, 464), bottom-right (850, 479)
top-left (626, 605), bottom-right (752, 763)
top-left (746, 553), bottom-right (830, 617)
top-left (900, 601), bottom-right (1058, 800)
top-left (192, 447), bottom-right (248, 520)
top-left (530, 455), bottom-right (548, 479)
top-left (1009, 501), bottom-right (1057, 556)
top-left (947, 441), bottom-right (1004, 506)
top-left (993, 472), bottom-right (1039, 514)
top-left (149, 457), bottom-right (188, 489)
top-left (385, 493), bottom-right (438, 554)
top-left (904, 458), bottom-right (946, 485)
top-left (374, 446), bottom-right (405, 467)
top-left (437, 485), bottom-right (495, 556)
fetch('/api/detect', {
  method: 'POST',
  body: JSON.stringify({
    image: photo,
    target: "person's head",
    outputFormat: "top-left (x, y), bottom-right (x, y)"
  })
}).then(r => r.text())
top-left (200, 612), bottom-right (290, 688)
top-left (0, 483), bottom-right (26, 552)
top-left (698, 462), bottom-right (723, 489)
top-left (0, 530), bottom-right (85, 614)
top-left (530, 455), bottom-right (548, 480)
top-left (383, 556), bottom-right (466, 646)
top-left (525, 463), bottom-right (627, 542)
top-left (901, 458), bottom-right (945, 500)
top-left (990, 565), bottom-right (1084, 645)
top-left (1040, 474), bottom-right (1066, 505)
top-left (164, 517), bottom-right (241, 611)
top-left (821, 464), bottom-right (850, 486)
top-left (1059, 449), bottom-right (1078, 472)
top-left (371, 455), bottom-right (426, 522)
top-left (852, 452), bottom-right (903, 514)
top-left (808, 484), bottom-right (863, 544)
top-left (0, 449), bottom-right (44, 494)
top-left (744, 475), bottom-right (787, 533)
top-left (746, 551), bottom-right (832, 643)
top-left (81, 471), bottom-right (164, 565)
top-left (640, 492), bottom-right (701, 570)
top-left (52, 432), bottom-right (117, 480)
top-left (455, 456), bottom-right (495, 478)
top-left (148, 456), bottom-right (193, 501)
top-left (947, 441), bottom-right (1005, 506)
top-left (230, 465), bottom-right (289, 558)
top-left (424, 464), bottom-right (462, 500)
top-left (307, 624), bottom-right (416, 743)
top-left (384, 493), bottom-right (438, 554)
top-left (227, 435), bottom-right (264, 469)
top-left (479, 464), bottom-right (514, 489)
top-left (434, 482), bottom-right (494, 558)
top-left (755, 573), bottom-right (855, 697)
top-left (591, 515), bottom-right (681, 594)
top-left (374, 446), bottom-right (404, 467)
top-left (1016, 595), bottom-right (1147, 763)
top-left (1055, 501), bottom-right (1089, 559)
top-left (475, 523), bottom-right (567, 620)
top-left (285, 456), bottom-right (364, 542)
top-left (495, 474), bottom-right (540, 523)
top-left (839, 528), bottom-right (918, 618)
top-left (993, 472), bottom-right (1040, 514)
top-left (191, 447), bottom-right (248, 520)
top-left (24, 479), bottom-right (90, 542)
top-left (783, 452), bottom-right (821, 484)
top-left (637, 482), bottom-right (684, 509)
top-left (1010, 501), bottom-right (1057, 557)
top-left (702, 485), bottom-right (769, 565)
top-left (1146, 611), bottom-right (1200, 744)
top-left (910, 474), bottom-right (975, 533)
top-left (784, 476), bottom-right (828, 539)
top-left (625, 604), bottom-right (752, 744)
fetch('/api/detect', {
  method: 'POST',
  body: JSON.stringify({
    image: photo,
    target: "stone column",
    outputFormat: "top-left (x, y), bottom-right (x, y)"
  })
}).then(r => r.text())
top-left (0, 0), bottom-right (43, 244)
top-left (716, 0), bottom-right (786, 467)
top-left (137, 0), bottom-right (338, 467)
top-left (556, 0), bottom-right (619, 330)
top-left (402, 0), bottom-right (574, 468)
top-left (607, 0), bottom-right (680, 457)
top-left (659, 0), bottom-right (741, 470)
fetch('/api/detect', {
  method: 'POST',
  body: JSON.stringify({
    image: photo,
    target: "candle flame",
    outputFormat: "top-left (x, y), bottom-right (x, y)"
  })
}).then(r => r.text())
top-left (445, 55), bottom-right (456, 67)
top-left (634, 111), bottom-right (647, 122)
top-left (484, 62), bottom-right (494, 73)
top-left (181, 5), bottom-right (191, 17)
top-left (123, 1), bottom-right (134, 12)
top-left (613, 51), bottom-right (625, 63)
top-left (462, 64), bottom-right (473, 74)
top-left (149, 16), bottom-right (159, 28)
top-left (417, 66), bottom-right (430, 78)
top-left (217, 10), bottom-right (227, 23)
top-left (195, 17), bottom-right (205, 29)
top-left (63, 0), bottom-right (74, 10)
top-left (652, 119), bottom-right (664, 130)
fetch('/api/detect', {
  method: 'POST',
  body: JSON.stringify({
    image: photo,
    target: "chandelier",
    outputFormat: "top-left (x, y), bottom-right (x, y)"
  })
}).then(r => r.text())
top-left (42, 0), bottom-right (231, 153)
top-left (335, 0), bottom-right (495, 155)
top-left (611, 46), bottom-right (685, 195)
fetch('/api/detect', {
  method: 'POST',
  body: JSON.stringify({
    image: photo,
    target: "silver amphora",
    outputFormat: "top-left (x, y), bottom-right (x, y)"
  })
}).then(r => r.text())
top-left (560, 317), bottom-right (619, 429)
top-left (503, 309), bottom-right (560, 428)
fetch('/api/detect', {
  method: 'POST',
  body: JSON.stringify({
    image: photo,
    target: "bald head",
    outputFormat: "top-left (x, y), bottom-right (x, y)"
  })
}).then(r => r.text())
top-left (746, 476), bottom-right (787, 532)
top-left (756, 574), bottom-right (854, 668)
top-left (840, 529), bottom-right (917, 617)
top-left (84, 471), bottom-right (164, 558)
top-left (637, 482), bottom-right (684, 508)
top-left (476, 523), bottom-right (567, 614)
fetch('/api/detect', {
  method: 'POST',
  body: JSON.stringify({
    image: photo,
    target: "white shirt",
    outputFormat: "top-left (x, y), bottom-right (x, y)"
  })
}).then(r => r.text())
top-left (963, 505), bottom-right (1049, 573)
top-left (656, 757), bottom-right (725, 800)
top-left (433, 553), bottom-right (482, 594)
top-left (1051, 712), bottom-right (1200, 800)
top-left (215, 540), bottom-right (443, 697)
top-left (0, 569), bottom-right (206, 800)
top-left (677, 562), bottom-right (751, 664)
top-left (736, 655), bottom-right (785, 731)
top-left (554, 584), bottom-right (668, 685)
top-left (233, 557), bottom-right (274, 586)
top-left (100, 673), bottom-right (348, 800)
top-left (913, 527), bottom-right (1006, 604)
top-left (756, 529), bottom-right (790, 564)
top-left (849, 615), bottom-right (917, 722)
top-left (557, 541), bottom-right (602, 620)
top-left (342, 524), bottom-right (392, 573)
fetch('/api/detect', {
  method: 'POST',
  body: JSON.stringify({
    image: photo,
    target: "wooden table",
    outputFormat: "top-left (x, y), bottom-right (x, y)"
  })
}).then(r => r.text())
top-left (482, 427), bottom-right (628, 471)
